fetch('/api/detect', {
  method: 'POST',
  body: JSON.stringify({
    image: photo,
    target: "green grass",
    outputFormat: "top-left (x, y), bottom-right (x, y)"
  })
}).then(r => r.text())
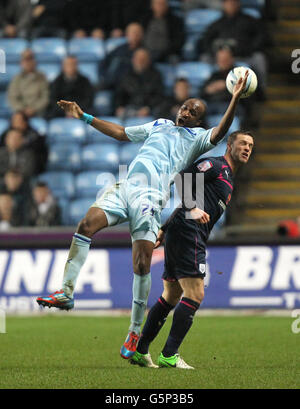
top-left (0, 315), bottom-right (300, 389)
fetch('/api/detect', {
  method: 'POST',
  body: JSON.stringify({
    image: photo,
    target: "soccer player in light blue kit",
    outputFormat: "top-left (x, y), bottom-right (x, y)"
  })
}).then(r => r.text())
top-left (37, 71), bottom-right (248, 362)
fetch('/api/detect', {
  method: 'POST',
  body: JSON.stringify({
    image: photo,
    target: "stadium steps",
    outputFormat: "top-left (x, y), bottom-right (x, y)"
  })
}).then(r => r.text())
top-left (232, 3), bottom-right (300, 229)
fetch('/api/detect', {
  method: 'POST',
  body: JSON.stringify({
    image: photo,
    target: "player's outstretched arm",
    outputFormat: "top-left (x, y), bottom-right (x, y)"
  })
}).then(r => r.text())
top-left (57, 100), bottom-right (130, 142)
top-left (210, 71), bottom-right (249, 145)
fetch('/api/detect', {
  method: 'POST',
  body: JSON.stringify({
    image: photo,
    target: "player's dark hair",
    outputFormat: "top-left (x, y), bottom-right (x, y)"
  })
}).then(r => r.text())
top-left (227, 130), bottom-right (254, 145)
top-left (35, 181), bottom-right (48, 189)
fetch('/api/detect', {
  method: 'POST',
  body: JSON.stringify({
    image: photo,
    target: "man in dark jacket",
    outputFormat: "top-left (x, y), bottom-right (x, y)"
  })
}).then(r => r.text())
top-left (115, 48), bottom-right (164, 118)
top-left (47, 56), bottom-right (94, 118)
top-left (141, 0), bottom-right (185, 62)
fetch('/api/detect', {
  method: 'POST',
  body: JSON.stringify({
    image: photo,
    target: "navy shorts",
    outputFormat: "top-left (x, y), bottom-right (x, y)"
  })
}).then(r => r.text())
top-left (162, 216), bottom-right (207, 282)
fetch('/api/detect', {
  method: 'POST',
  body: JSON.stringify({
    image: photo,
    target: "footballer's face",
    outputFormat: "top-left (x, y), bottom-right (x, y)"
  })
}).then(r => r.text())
top-left (176, 99), bottom-right (206, 128)
top-left (230, 134), bottom-right (254, 164)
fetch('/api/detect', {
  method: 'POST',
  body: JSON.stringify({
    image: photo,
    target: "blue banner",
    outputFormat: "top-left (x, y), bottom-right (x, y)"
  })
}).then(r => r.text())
top-left (0, 246), bottom-right (300, 312)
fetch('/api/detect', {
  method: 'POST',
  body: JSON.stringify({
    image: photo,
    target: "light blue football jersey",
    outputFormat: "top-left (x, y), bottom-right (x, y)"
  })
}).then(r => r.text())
top-left (125, 118), bottom-right (215, 203)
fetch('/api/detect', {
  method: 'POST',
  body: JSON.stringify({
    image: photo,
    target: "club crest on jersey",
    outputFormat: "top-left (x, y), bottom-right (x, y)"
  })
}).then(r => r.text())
top-left (197, 160), bottom-right (212, 172)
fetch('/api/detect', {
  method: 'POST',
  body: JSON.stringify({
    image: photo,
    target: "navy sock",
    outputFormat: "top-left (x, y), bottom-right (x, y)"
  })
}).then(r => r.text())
top-left (137, 296), bottom-right (174, 354)
top-left (162, 297), bottom-right (200, 358)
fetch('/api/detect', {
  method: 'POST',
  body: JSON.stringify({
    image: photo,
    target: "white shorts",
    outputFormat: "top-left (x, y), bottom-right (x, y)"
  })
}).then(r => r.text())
top-left (91, 179), bottom-right (162, 244)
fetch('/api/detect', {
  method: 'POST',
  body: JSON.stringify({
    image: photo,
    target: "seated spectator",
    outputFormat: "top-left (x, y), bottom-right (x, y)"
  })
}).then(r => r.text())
top-left (1, 111), bottom-right (48, 174)
top-left (28, 182), bottom-right (61, 227)
top-left (183, 0), bottom-right (223, 10)
top-left (198, 0), bottom-right (269, 88)
top-left (0, 168), bottom-right (30, 228)
top-left (31, 0), bottom-right (67, 38)
top-left (1, 0), bottom-right (32, 38)
top-left (47, 56), bottom-right (94, 119)
top-left (115, 48), bottom-right (163, 118)
top-left (0, 129), bottom-right (36, 180)
top-left (100, 22), bottom-right (144, 90)
top-left (141, 0), bottom-right (185, 62)
top-left (0, 194), bottom-right (14, 231)
top-left (156, 78), bottom-right (191, 120)
top-left (8, 49), bottom-right (49, 117)
top-left (110, 0), bottom-right (150, 34)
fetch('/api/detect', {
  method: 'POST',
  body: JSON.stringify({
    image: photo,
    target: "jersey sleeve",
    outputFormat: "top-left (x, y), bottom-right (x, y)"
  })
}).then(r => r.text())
top-left (192, 127), bottom-right (216, 156)
top-left (124, 120), bottom-right (156, 143)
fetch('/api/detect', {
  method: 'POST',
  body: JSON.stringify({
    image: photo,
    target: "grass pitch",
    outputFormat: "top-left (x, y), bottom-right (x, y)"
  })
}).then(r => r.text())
top-left (0, 314), bottom-right (299, 389)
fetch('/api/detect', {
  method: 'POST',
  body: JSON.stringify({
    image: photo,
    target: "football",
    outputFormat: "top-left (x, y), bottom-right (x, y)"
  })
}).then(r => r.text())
top-left (226, 66), bottom-right (258, 98)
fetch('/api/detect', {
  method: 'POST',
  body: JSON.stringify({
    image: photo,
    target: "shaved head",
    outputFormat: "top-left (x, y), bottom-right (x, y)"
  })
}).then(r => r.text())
top-left (176, 98), bottom-right (206, 127)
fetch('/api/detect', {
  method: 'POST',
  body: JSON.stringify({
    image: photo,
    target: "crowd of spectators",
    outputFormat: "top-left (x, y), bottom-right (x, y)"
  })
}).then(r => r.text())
top-left (0, 0), bottom-right (270, 229)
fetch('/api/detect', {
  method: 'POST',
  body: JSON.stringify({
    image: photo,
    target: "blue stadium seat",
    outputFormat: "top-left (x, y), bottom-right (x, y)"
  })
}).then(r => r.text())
top-left (182, 34), bottom-right (199, 61)
top-left (206, 115), bottom-right (241, 132)
top-left (0, 39), bottom-right (29, 63)
top-left (48, 118), bottom-right (87, 144)
top-left (176, 62), bottom-right (213, 88)
top-left (94, 91), bottom-right (114, 116)
top-left (31, 38), bottom-right (67, 63)
top-left (38, 171), bottom-right (75, 199)
top-left (78, 62), bottom-right (100, 86)
top-left (69, 198), bottom-right (95, 225)
top-left (57, 197), bottom-right (70, 225)
top-left (86, 116), bottom-right (122, 143)
top-left (47, 143), bottom-right (81, 172)
top-left (119, 143), bottom-right (143, 166)
top-left (243, 7), bottom-right (262, 18)
top-left (0, 64), bottom-right (20, 89)
top-left (184, 9), bottom-right (221, 35)
top-left (68, 38), bottom-right (106, 62)
top-left (105, 37), bottom-right (127, 54)
top-left (0, 92), bottom-right (12, 117)
top-left (37, 63), bottom-right (60, 82)
top-left (123, 117), bottom-right (155, 127)
top-left (0, 118), bottom-right (9, 136)
top-left (81, 144), bottom-right (120, 172)
top-left (75, 171), bottom-right (116, 198)
top-left (154, 63), bottom-right (176, 93)
top-left (29, 117), bottom-right (48, 135)
top-left (241, 0), bottom-right (265, 9)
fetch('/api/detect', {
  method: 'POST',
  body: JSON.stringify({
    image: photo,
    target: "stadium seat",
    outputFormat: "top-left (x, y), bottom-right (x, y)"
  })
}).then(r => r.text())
top-left (68, 38), bottom-right (106, 62)
top-left (31, 38), bottom-right (67, 63)
top-left (81, 144), bottom-right (120, 172)
top-left (38, 171), bottom-right (75, 199)
top-left (37, 63), bottom-right (60, 82)
top-left (86, 116), bottom-right (122, 143)
top-left (0, 92), bottom-right (12, 117)
top-left (154, 63), bottom-right (176, 93)
top-left (0, 64), bottom-right (20, 89)
top-left (75, 171), bottom-right (116, 198)
top-left (105, 37), bottom-right (127, 54)
top-left (48, 118), bottom-right (87, 144)
top-left (176, 62), bottom-right (213, 88)
top-left (241, 0), bottom-right (265, 9)
top-left (29, 117), bottom-right (48, 135)
top-left (184, 9), bottom-right (221, 36)
top-left (182, 33), bottom-right (199, 61)
top-left (123, 117), bottom-right (155, 127)
top-left (0, 118), bottom-right (9, 136)
top-left (57, 197), bottom-right (70, 225)
top-left (0, 38), bottom-right (29, 63)
top-left (69, 198), bottom-right (96, 225)
top-left (119, 143), bottom-right (143, 166)
top-left (243, 7), bottom-right (262, 18)
top-left (206, 115), bottom-right (241, 132)
top-left (78, 62), bottom-right (100, 86)
top-left (47, 143), bottom-right (81, 172)
top-left (93, 91), bottom-right (114, 116)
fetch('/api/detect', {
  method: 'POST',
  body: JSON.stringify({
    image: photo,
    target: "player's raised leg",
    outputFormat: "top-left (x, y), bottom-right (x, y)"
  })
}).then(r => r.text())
top-left (158, 277), bottom-right (205, 369)
top-left (120, 238), bottom-right (155, 359)
top-left (36, 207), bottom-right (108, 310)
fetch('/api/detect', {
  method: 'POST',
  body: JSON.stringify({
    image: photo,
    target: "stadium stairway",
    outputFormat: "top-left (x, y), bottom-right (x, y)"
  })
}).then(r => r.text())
top-left (229, 0), bottom-right (300, 232)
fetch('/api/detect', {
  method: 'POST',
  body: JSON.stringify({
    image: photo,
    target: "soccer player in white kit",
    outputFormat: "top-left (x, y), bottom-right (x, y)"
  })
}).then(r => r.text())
top-left (37, 72), bottom-right (248, 361)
